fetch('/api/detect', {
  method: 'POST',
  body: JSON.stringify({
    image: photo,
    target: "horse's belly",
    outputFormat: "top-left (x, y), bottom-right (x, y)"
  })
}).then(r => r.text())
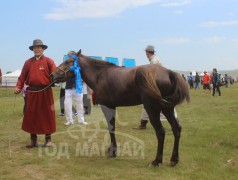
top-left (98, 94), bottom-right (141, 107)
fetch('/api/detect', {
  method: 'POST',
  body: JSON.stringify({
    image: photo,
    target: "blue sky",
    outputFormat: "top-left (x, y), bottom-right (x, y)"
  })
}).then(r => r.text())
top-left (1, 0), bottom-right (238, 74)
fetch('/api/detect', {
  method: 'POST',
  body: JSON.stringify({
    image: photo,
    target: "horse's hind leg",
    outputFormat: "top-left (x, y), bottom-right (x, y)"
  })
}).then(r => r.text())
top-left (100, 105), bottom-right (117, 157)
top-left (144, 104), bottom-right (165, 166)
top-left (162, 108), bottom-right (181, 166)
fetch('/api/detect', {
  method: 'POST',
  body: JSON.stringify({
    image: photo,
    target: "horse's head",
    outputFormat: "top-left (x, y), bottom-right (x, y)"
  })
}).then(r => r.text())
top-left (50, 57), bottom-right (75, 83)
top-left (51, 50), bottom-right (83, 82)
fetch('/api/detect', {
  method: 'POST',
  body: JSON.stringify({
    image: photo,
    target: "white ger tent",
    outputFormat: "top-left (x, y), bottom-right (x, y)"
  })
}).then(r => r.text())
top-left (1, 70), bottom-right (21, 87)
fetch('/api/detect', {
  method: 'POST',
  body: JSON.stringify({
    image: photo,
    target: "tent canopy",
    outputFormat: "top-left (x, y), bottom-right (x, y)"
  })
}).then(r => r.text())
top-left (2, 70), bottom-right (21, 77)
top-left (1, 69), bottom-right (21, 87)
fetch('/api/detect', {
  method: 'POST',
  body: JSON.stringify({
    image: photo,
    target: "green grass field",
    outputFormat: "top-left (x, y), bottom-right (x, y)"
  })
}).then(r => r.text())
top-left (0, 84), bottom-right (238, 179)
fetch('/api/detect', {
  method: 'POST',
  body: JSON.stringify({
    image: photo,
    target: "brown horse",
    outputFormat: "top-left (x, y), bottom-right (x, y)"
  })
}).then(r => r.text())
top-left (50, 50), bottom-right (190, 167)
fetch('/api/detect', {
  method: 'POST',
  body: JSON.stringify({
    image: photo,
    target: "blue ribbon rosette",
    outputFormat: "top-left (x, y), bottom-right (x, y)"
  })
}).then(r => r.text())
top-left (69, 54), bottom-right (83, 94)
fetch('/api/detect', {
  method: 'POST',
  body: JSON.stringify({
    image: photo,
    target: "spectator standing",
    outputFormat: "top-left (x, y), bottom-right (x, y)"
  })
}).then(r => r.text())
top-left (188, 72), bottom-right (194, 89)
top-left (211, 68), bottom-right (221, 96)
top-left (224, 74), bottom-right (229, 88)
top-left (64, 51), bottom-right (88, 125)
top-left (194, 72), bottom-right (200, 90)
top-left (14, 39), bottom-right (56, 148)
top-left (202, 71), bottom-right (211, 93)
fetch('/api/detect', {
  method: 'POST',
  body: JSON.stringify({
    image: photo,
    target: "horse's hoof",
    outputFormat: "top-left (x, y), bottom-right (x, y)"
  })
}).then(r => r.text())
top-left (108, 154), bottom-right (116, 159)
top-left (108, 150), bottom-right (117, 158)
top-left (170, 161), bottom-right (178, 167)
top-left (150, 160), bottom-right (161, 167)
top-left (107, 146), bottom-right (117, 158)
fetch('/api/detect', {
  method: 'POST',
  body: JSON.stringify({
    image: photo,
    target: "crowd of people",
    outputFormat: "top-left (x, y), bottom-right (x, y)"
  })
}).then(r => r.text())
top-left (184, 69), bottom-right (236, 96)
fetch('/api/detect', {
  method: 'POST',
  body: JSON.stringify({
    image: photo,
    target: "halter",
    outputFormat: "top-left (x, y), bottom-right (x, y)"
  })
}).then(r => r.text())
top-left (53, 55), bottom-right (82, 94)
top-left (56, 66), bottom-right (69, 77)
top-left (53, 57), bottom-right (74, 79)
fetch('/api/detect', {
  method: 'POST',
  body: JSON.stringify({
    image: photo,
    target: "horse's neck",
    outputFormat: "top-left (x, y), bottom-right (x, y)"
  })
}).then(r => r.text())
top-left (78, 58), bottom-right (105, 90)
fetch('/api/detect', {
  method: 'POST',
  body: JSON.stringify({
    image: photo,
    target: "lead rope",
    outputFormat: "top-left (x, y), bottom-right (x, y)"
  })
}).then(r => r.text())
top-left (10, 94), bottom-right (17, 158)
top-left (13, 94), bottom-right (17, 114)
top-left (27, 80), bottom-right (56, 93)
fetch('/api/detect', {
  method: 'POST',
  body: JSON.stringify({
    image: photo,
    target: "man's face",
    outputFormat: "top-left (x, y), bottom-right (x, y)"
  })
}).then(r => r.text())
top-left (145, 51), bottom-right (151, 59)
top-left (33, 46), bottom-right (44, 57)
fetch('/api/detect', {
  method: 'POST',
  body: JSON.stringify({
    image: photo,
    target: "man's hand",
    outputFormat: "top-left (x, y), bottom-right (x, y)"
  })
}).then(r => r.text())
top-left (14, 87), bottom-right (21, 94)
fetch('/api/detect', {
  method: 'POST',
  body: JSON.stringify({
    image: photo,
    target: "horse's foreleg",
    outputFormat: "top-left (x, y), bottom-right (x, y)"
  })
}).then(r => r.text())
top-left (108, 117), bottom-right (117, 157)
top-left (100, 105), bottom-right (117, 157)
top-left (162, 108), bottom-right (181, 166)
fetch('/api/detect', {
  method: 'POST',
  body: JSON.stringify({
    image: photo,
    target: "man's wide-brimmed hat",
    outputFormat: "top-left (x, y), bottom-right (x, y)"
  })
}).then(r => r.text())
top-left (29, 39), bottom-right (48, 51)
top-left (204, 70), bottom-right (207, 73)
top-left (145, 45), bottom-right (155, 52)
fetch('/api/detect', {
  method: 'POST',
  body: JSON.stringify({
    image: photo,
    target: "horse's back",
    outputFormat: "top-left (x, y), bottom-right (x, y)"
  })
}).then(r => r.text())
top-left (95, 66), bottom-right (142, 107)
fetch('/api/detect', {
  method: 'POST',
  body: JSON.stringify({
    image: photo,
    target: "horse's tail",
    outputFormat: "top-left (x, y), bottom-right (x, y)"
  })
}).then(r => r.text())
top-left (168, 71), bottom-right (190, 105)
top-left (135, 68), bottom-right (189, 106)
top-left (135, 68), bottom-right (165, 104)
top-left (135, 69), bottom-right (161, 98)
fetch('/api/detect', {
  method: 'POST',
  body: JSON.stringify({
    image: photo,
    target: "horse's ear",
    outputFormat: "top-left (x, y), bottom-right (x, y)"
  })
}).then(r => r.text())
top-left (77, 49), bottom-right (82, 56)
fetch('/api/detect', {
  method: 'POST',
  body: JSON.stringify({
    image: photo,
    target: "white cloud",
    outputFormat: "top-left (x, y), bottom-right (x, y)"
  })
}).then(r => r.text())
top-left (203, 36), bottom-right (226, 43)
top-left (160, 0), bottom-right (191, 7)
top-left (45, 0), bottom-right (160, 20)
top-left (201, 20), bottom-right (238, 27)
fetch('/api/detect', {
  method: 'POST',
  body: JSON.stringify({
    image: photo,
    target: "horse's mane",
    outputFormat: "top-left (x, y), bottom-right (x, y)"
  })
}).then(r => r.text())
top-left (79, 54), bottom-right (117, 67)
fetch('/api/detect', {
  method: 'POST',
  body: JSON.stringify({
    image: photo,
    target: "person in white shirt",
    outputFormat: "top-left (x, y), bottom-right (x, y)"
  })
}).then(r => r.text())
top-left (64, 51), bottom-right (88, 125)
top-left (133, 45), bottom-right (177, 129)
top-left (146, 46), bottom-right (160, 65)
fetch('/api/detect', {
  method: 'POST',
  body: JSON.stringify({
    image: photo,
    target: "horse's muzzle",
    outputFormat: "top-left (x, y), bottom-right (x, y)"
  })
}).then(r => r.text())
top-left (50, 74), bottom-right (55, 82)
top-left (50, 73), bottom-right (67, 83)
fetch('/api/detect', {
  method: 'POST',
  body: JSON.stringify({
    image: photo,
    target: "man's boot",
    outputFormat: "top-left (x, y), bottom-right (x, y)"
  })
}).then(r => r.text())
top-left (44, 134), bottom-right (52, 147)
top-left (133, 120), bottom-right (148, 130)
top-left (26, 134), bottom-right (38, 148)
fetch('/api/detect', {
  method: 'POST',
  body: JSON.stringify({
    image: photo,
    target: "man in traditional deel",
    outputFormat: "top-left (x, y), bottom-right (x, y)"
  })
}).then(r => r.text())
top-left (14, 39), bottom-right (57, 148)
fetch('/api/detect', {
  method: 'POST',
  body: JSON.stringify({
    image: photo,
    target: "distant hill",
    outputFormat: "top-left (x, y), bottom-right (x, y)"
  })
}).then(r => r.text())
top-left (219, 69), bottom-right (238, 79)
